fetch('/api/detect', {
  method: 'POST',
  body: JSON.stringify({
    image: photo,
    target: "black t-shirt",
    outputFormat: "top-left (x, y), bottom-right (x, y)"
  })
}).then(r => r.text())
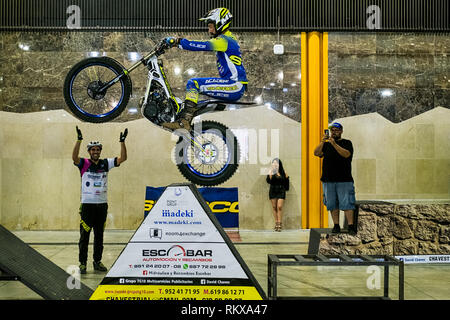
top-left (320, 139), bottom-right (354, 182)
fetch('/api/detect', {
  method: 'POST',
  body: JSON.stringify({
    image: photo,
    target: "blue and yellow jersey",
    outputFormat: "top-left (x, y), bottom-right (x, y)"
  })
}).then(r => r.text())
top-left (179, 31), bottom-right (248, 84)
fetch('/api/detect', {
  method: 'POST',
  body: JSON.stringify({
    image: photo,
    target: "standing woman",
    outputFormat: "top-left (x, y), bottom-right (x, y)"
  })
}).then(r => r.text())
top-left (266, 158), bottom-right (289, 231)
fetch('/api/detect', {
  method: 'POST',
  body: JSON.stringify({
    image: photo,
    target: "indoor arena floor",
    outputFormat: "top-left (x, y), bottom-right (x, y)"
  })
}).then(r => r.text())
top-left (0, 230), bottom-right (449, 300)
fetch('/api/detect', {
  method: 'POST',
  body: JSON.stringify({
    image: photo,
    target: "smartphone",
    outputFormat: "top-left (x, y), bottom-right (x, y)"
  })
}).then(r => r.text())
top-left (324, 129), bottom-right (329, 138)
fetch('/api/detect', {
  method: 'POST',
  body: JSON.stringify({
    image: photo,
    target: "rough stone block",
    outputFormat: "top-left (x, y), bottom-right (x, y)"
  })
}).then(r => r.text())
top-left (415, 220), bottom-right (439, 241)
top-left (327, 233), bottom-right (361, 246)
top-left (417, 204), bottom-right (450, 224)
top-left (394, 239), bottom-right (418, 255)
top-left (417, 241), bottom-right (439, 254)
top-left (392, 216), bottom-right (413, 239)
top-left (439, 225), bottom-right (450, 244)
top-left (359, 203), bottom-right (395, 215)
top-left (377, 215), bottom-right (393, 240)
top-left (358, 213), bottom-right (377, 243)
top-left (395, 204), bottom-right (421, 220)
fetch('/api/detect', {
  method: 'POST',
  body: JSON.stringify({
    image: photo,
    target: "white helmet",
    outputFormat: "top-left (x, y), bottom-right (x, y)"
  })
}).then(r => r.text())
top-left (87, 141), bottom-right (102, 151)
top-left (199, 8), bottom-right (233, 34)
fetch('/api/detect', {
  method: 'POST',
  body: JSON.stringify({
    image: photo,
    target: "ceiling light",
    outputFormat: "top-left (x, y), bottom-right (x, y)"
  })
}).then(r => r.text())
top-left (254, 96), bottom-right (263, 104)
top-left (381, 89), bottom-right (394, 97)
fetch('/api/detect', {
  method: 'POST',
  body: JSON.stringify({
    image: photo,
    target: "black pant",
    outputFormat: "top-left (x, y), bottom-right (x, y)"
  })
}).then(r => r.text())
top-left (78, 203), bottom-right (108, 264)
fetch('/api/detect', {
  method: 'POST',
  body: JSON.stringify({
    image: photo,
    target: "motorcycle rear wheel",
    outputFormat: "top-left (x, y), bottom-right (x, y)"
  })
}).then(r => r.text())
top-left (174, 121), bottom-right (240, 187)
top-left (63, 57), bottom-right (132, 123)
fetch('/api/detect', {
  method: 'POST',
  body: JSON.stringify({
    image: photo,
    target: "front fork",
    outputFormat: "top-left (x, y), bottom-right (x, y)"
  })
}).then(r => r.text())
top-left (175, 124), bottom-right (210, 157)
top-left (98, 72), bottom-right (127, 93)
top-left (98, 50), bottom-right (153, 94)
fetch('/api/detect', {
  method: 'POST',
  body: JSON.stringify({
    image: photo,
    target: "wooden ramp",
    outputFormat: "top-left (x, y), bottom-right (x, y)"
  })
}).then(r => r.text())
top-left (0, 224), bottom-right (93, 300)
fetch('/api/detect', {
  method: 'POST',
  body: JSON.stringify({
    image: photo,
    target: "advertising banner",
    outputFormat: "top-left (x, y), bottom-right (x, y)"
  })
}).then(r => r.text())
top-left (90, 184), bottom-right (265, 300)
top-left (395, 255), bottom-right (450, 264)
top-left (144, 186), bottom-right (239, 228)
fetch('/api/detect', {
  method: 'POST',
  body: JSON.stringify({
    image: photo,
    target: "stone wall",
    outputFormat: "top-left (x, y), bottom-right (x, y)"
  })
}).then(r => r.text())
top-left (320, 202), bottom-right (450, 255)
top-left (0, 31), bottom-right (301, 121)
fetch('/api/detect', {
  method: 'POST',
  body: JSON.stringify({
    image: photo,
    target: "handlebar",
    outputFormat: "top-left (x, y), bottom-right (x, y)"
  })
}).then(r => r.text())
top-left (155, 39), bottom-right (170, 56)
top-left (143, 39), bottom-right (169, 61)
top-left (123, 39), bottom-right (171, 74)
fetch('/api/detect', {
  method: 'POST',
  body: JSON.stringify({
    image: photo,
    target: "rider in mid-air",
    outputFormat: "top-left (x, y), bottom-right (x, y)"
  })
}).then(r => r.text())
top-left (162, 8), bottom-right (248, 131)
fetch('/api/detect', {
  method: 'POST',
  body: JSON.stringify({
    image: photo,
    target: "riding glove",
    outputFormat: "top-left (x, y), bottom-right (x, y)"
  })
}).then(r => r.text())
top-left (76, 126), bottom-right (83, 141)
top-left (165, 37), bottom-right (181, 48)
top-left (119, 128), bottom-right (128, 142)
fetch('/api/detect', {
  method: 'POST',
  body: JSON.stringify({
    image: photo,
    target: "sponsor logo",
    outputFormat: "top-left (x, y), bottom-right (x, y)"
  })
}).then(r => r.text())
top-left (148, 229), bottom-right (206, 240)
top-left (205, 79), bottom-right (229, 84)
top-left (189, 43), bottom-right (207, 49)
top-left (205, 85), bottom-right (238, 92)
top-left (229, 55), bottom-right (242, 66)
top-left (200, 279), bottom-right (230, 285)
top-left (87, 174), bottom-right (101, 179)
top-left (165, 231), bottom-right (206, 238)
top-left (429, 256), bottom-right (450, 262)
top-left (395, 255), bottom-right (450, 264)
top-left (145, 200), bottom-right (239, 214)
top-left (162, 209), bottom-right (194, 218)
top-left (142, 245), bottom-right (212, 257)
top-left (167, 200), bottom-right (177, 206)
top-left (153, 220), bottom-right (201, 225)
top-left (207, 201), bottom-right (239, 213)
top-left (149, 228), bottom-right (162, 239)
top-left (144, 200), bottom-right (155, 212)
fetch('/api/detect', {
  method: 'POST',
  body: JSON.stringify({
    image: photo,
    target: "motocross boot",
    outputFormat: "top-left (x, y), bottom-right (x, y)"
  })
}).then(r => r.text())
top-left (162, 100), bottom-right (197, 132)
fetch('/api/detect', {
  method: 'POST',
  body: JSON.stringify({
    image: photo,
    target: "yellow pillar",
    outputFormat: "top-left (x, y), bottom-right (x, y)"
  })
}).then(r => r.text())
top-left (301, 32), bottom-right (329, 229)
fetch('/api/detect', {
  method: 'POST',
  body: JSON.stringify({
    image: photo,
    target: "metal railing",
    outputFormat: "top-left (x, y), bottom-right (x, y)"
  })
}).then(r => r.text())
top-left (1, 0), bottom-right (449, 32)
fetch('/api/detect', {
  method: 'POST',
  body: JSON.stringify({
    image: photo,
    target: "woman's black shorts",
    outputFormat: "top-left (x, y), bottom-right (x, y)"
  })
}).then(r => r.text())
top-left (269, 185), bottom-right (286, 199)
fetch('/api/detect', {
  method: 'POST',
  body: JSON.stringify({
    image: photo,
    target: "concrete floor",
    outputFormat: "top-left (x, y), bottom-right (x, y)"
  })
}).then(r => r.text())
top-left (0, 230), bottom-right (449, 300)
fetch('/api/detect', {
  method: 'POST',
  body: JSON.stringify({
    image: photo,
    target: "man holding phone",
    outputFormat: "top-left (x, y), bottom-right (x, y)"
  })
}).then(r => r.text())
top-left (314, 122), bottom-right (356, 234)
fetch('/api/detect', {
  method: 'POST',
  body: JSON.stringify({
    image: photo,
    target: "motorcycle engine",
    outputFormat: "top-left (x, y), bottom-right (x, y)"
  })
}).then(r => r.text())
top-left (142, 89), bottom-right (175, 125)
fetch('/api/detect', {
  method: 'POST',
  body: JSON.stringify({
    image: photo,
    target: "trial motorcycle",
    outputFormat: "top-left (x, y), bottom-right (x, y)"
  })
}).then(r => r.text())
top-left (63, 39), bottom-right (255, 186)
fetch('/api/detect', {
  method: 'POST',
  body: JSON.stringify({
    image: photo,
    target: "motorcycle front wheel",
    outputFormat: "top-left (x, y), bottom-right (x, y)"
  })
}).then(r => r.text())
top-left (174, 121), bottom-right (240, 187)
top-left (63, 57), bottom-right (132, 123)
